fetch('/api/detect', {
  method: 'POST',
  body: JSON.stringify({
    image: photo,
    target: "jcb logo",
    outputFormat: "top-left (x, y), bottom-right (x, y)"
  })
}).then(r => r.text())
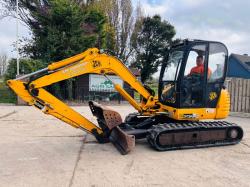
top-left (92, 60), bottom-right (101, 68)
top-left (209, 92), bottom-right (217, 101)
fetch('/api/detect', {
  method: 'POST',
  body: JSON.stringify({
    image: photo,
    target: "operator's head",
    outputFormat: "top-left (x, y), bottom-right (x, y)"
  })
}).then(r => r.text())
top-left (196, 55), bottom-right (204, 66)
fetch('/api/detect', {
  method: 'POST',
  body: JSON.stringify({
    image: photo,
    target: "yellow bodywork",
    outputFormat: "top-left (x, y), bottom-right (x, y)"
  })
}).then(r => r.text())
top-left (7, 48), bottom-right (230, 136)
top-left (7, 48), bottom-right (156, 136)
top-left (157, 89), bottom-right (230, 121)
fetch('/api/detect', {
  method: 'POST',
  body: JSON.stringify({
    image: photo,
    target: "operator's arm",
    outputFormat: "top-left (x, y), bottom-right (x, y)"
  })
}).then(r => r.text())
top-left (207, 67), bottom-right (212, 79)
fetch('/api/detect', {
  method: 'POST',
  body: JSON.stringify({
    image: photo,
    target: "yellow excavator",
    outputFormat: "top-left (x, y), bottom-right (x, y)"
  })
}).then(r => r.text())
top-left (7, 39), bottom-right (243, 154)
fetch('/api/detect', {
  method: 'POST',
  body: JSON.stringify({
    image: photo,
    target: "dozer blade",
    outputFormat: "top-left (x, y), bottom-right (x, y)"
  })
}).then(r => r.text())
top-left (89, 101), bottom-right (135, 154)
top-left (109, 126), bottom-right (135, 155)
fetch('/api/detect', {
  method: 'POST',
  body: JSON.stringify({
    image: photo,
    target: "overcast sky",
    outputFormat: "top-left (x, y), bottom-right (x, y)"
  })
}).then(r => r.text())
top-left (0, 0), bottom-right (250, 58)
top-left (140, 0), bottom-right (250, 55)
top-left (0, 15), bottom-right (30, 57)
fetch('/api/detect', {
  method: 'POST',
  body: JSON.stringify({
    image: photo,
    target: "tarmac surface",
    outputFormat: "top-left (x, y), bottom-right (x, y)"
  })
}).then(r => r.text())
top-left (0, 105), bottom-right (249, 187)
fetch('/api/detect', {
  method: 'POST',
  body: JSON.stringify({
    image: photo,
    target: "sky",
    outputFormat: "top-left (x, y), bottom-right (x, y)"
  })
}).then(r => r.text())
top-left (0, 0), bottom-right (250, 58)
top-left (0, 15), bottom-right (30, 57)
top-left (139, 0), bottom-right (250, 55)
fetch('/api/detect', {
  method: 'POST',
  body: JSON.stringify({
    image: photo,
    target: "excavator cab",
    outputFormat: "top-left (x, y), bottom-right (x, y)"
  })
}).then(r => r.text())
top-left (159, 40), bottom-right (228, 109)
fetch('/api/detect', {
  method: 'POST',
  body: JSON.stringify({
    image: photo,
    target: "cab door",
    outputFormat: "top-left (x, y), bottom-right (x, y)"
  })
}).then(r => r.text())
top-left (206, 42), bottom-right (228, 108)
top-left (159, 48), bottom-right (184, 108)
top-left (180, 42), bottom-right (208, 108)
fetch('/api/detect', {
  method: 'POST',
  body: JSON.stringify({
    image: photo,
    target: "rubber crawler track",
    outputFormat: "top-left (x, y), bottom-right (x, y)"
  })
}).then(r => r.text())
top-left (147, 121), bottom-right (243, 151)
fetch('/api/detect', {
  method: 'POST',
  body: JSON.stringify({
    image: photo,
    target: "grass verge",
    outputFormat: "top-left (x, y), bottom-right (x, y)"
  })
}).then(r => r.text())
top-left (0, 79), bottom-right (16, 103)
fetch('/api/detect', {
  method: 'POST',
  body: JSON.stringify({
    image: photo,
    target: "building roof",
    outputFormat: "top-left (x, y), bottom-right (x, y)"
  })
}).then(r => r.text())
top-left (230, 53), bottom-right (250, 71)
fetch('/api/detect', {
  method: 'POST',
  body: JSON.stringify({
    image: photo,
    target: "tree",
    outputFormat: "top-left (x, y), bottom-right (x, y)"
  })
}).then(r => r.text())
top-left (2, 0), bottom-right (107, 100)
top-left (131, 15), bottom-right (176, 83)
top-left (4, 58), bottom-right (44, 80)
top-left (1, 0), bottom-right (106, 61)
top-left (88, 0), bottom-right (142, 64)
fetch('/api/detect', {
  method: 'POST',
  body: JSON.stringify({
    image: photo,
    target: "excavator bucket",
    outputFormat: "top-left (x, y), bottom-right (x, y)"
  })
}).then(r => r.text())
top-left (89, 101), bottom-right (135, 154)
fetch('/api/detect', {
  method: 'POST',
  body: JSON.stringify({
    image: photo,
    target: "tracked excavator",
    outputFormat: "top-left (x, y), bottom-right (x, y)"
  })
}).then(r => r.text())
top-left (7, 39), bottom-right (243, 154)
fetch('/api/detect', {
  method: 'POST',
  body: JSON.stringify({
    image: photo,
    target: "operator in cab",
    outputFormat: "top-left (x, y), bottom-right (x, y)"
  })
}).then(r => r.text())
top-left (189, 55), bottom-right (211, 78)
top-left (184, 55), bottom-right (211, 105)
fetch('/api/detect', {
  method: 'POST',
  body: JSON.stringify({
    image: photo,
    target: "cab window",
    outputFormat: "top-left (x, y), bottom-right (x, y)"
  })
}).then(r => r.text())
top-left (181, 44), bottom-right (207, 107)
top-left (162, 51), bottom-right (183, 81)
top-left (208, 43), bottom-right (227, 82)
top-left (184, 45), bottom-right (206, 76)
top-left (161, 50), bottom-right (183, 104)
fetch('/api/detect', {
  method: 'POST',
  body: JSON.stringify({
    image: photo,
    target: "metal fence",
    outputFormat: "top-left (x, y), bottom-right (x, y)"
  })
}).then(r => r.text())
top-left (226, 78), bottom-right (250, 113)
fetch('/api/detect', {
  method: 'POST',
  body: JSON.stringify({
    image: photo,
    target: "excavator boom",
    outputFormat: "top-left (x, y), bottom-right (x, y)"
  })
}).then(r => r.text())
top-left (7, 48), bottom-right (156, 154)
